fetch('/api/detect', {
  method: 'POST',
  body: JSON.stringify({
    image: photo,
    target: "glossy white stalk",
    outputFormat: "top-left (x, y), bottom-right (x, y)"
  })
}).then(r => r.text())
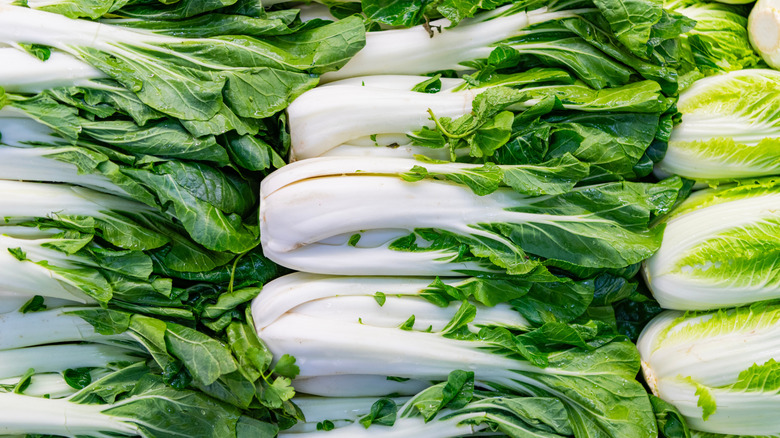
top-left (319, 5), bottom-right (582, 81)
top-left (0, 392), bottom-right (138, 437)
top-left (252, 272), bottom-right (530, 331)
top-left (0, 48), bottom-right (105, 93)
top-left (286, 84), bottom-right (478, 160)
top-left (292, 375), bottom-right (429, 398)
top-left (0, 344), bottom-right (141, 380)
top-left (0, 306), bottom-right (131, 350)
top-left (0, 145), bottom-right (127, 197)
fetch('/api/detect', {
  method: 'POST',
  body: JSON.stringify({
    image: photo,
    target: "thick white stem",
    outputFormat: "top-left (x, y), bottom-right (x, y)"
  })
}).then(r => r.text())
top-left (259, 313), bottom-right (533, 381)
top-left (0, 4), bottom-right (166, 51)
top-left (0, 369), bottom-right (111, 398)
top-left (0, 48), bottom-right (105, 93)
top-left (0, 392), bottom-right (137, 437)
top-left (319, 6), bottom-right (575, 81)
top-left (0, 179), bottom-right (152, 219)
top-left (0, 234), bottom-right (94, 303)
top-left (286, 84), bottom-right (478, 160)
top-left (280, 414), bottom-right (482, 437)
top-left (0, 306), bottom-right (131, 350)
top-left (0, 344), bottom-right (142, 380)
top-left (252, 272), bottom-right (529, 330)
top-left (0, 144), bottom-right (130, 198)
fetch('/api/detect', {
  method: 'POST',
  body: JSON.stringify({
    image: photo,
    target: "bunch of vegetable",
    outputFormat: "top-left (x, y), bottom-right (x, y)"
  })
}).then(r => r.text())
top-left (3, 0), bottom-right (780, 435)
top-left (635, 1), bottom-right (780, 435)
top-left (0, 0), bottom-right (365, 435)
top-left (252, 0), bottom-right (703, 435)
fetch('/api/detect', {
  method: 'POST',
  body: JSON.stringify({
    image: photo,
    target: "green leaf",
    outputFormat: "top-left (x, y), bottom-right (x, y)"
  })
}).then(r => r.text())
top-left (163, 321), bottom-right (239, 386)
top-left (651, 395), bottom-right (691, 438)
top-left (399, 314), bottom-right (416, 331)
top-left (683, 377), bottom-right (717, 421)
top-left (226, 321), bottom-right (273, 382)
top-left (19, 296), bottom-right (47, 313)
top-left (63, 367), bottom-right (94, 390)
top-left (411, 74), bottom-right (443, 93)
top-left (272, 354), bottom-right (299, 379)
top-left (359, 398), bottom-right (398, 428)
top-left (70, 308), bottom-right (132, 335)
top-left (260, 376), bottom-right (296, 409)
top-left (12, 368), bottom-right (34, 394)
top-left (591, 0), bottom-right (664, 58)
top-left (348, 233), bottom-right (362, 247)
top-left (8, 247), bottom-right (27, 262)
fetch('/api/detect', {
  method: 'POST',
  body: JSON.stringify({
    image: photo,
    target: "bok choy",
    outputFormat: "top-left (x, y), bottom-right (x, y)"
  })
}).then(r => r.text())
top-left (0, 363), bottom-right (274, 438)
top-left (260, 157), bottom-right (681, 277)
top-left (318, 0), bottom-right (689, 94)
top-left (282, 370), bottom-right (578, 437)
top-left (0, 3), bottom-right (364, 124)
top-left (0, 287), bottom-right (299, 428)
top-left (287, 73), bottom-right (673, 184)
top-left (252, 272), bottom-right (658, 438)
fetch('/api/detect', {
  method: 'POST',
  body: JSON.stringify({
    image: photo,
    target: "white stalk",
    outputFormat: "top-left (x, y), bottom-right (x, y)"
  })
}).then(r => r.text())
top-left (0, 48), bottom-right (105, 93)
top-left (0, 233), bottom-right (94, 303)
top-left (0, 4), bottom-right (290, 73)
top-left (319, 5), bottom-right (585, 81)
top-left (280, 414), bottom-right (482, 437)
top-left (318, 143), bottom-right (452, 160)
top-left (0, 369), bottom-right (111, 398)
top-left (260, 313), bottom-right (556, 386)
top-left (286, 84), bottom-right (479, 160)
top-left (0, 4), bottom-right (166, 51)
top-left (0, 116), bottom-right (61, 145)
top-left (261, 175), bottom-right (526, 251)
top-left (0, 179), bottom-right (152, 219)
top-left (0, 306), bottom-right (132, 350)
top-left (0, 145), bottom-right (128, 197)
top-left (289, 395), bottom-right (410, 427)
top-left (261, 156), bottom-right (502, 196)
top-left (322, 75), bottom-right (467, 91)
top-left (0, 344), bottom-right (142, 380)
top-left (260, 168), bottom-right (607, 274)
top-left (0, 392), bottom-right (138, 437)
top-left (0, 291), bottom-right (77, 314)
top-left (291, 375), bottom-right (430, 398)
top-left (252, 273), bottom-right (530, 331)
top-left (256, 241), bottom-right (490, 276)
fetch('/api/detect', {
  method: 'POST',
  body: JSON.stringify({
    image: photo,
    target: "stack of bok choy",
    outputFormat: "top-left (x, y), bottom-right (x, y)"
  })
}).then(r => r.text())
top-left (0, 0), bottom-right (368, 435)
top-left (254, 0), bottom-right (700, 435)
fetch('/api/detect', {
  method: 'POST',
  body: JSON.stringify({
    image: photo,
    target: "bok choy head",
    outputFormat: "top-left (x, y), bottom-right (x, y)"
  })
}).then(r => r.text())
top-left (282, 370), bottom-right (578, 437)
top-left (252, 272), bottom-right (658, 438)
top-left (260, 157), bottom-right (682, 278)
top-left (0, 3), bottom-right (364, 123)
top-left (320, 0), bottom-right (691, 94)
top-left (287, 72), bottom-right (675, 184)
